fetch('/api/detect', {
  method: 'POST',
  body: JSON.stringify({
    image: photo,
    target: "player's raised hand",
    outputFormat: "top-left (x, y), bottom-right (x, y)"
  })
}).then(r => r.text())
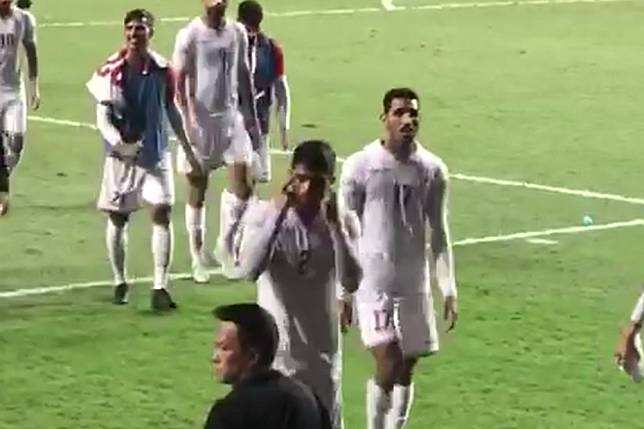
top-left (323, 190), bottom-right (340, 226)
top-left (338, 299), bottom-right (353, 334)
top-left (444, 295), bottom-right (458, 333)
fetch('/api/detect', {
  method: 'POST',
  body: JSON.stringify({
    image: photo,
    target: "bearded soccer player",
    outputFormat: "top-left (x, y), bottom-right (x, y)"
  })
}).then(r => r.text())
top-left (0, 0), bottom-right (39, 216)
top-left (173, 0), bottom-right (258, 283)
top-left (86, 9), bottom-right (200, 310)
top-left (237, 0), bottom-right (290, 183)
top-left (341, 88), bottom-right (459, 429)
top-left (229, 140), bottom-right (360, 428)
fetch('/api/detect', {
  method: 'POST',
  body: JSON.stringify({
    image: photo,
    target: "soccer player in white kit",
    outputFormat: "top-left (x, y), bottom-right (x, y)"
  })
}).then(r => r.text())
top-left (0, 0), bottom-right (39, 216)
top-left (615, 288), bottom-right (644, 381)
top-left (230, 140), bottom-right (361, 428)
top-left (340, 88), bottom-right (459, 429)
top-left (173, 0), bottom-right (258, 283)
top-left (87, 9), bottom-right (200, 310)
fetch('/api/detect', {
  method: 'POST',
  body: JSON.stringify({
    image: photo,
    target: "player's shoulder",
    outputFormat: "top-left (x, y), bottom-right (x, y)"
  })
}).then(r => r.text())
top-left (413, 142), bottom-right (449, 178)
top-left (343, 139), bottom-right (381, 172)
top-left (149, 51), bottom-right (170, 70)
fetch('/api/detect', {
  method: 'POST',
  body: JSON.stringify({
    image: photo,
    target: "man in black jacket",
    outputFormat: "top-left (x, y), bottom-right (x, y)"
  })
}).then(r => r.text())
top-left (204, 303), bottom-right (331, 429)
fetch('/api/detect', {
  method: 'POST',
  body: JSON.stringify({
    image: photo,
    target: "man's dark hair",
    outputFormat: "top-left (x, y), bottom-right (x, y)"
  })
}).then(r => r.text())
top-left (238, 0), bottom-right (264, 28)
top-left (124, 8), bottom-right (155, 31)
top-left (213, 303), bottom-right (279, 369)
top-left (383, 87), bottom-right (420, 114)
top-left (291, 140), bottom-right (336, 178)
top-left (16, 0), bottom-right (32, 10)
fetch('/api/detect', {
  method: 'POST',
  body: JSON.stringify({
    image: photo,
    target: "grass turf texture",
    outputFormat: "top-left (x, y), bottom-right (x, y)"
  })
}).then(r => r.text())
top-left (2, 1), bottom-right (644, 428)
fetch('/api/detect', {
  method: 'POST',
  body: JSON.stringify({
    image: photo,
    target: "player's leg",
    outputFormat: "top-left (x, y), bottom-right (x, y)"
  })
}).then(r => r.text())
top-left (143, 153), bottom-right (177, 310)
top-left (384, 293), bottom-right (437, 429)
top-left (97, 156), bottom-right (145, 304)
top-left (106, 211), bottom-right (130, 304)
top-left (216, 112), bottom-right (254, 278)
top-left (0, 134), bottom-right (9, 216)
top-left (357, 290), bottom-right (401, 429)
top-left (253, 102), bottom-right (272, 183)
top-left (177, 118), bottom-right (213, 283)
top-left (0, 95), bottom-right (27, 215)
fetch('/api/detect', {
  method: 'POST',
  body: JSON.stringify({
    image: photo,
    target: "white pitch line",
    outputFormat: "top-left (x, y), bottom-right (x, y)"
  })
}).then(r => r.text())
top-left (382, 0), bottom-right (398, 11)
top-left (525, 238), bottom-right (559, 245)
top-left (38, 0), bottom-right (635, 28)
top-left (2, 218), bottom-right (643, 300)
top-left (28, 114), bottom-right (644, 206)
top-left (451, 173), bottom-right (644, 206)
top-left (452, 219), bottom-right (644, 246)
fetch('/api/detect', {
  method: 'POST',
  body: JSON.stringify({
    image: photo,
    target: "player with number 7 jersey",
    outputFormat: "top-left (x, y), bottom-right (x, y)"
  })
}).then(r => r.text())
top-left (340, 88), bottom-right (458, 429)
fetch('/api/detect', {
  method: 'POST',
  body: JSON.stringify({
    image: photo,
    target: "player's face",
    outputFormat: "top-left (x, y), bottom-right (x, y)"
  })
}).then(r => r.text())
top-left (287, 164), bottom-right (330, 213)
top-left (383, 97), bottom-right (420, 147)
top-left (204, 0), bottom-right (227, 23)
top-left (0, 0), bottom-right (13, 15)
top-left (124, 20), bottom-right (152, 54)
top-left (211, 322), bottom-right (256, 385)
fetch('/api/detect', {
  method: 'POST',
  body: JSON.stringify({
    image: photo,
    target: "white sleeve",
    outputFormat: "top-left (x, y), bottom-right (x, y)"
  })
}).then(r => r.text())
top-left (340, 154), bottom-right (366, 218)
top-left (22, 12), bottom-right (36, 45)
top-left (425, 165), bottom-right (457, 299)
top-left (96, 103), bottom-right (121, 147)
top-left (172, 28), bottom-right (192, 75)
top-left (631, 289), bottom-right (644, 324)
top-left (236, 201), bottom-right (288, 280)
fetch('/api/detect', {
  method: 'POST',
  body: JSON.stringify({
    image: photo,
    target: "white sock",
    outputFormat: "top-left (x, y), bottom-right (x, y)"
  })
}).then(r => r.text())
top-left (106, 218), bottom-right (127, 285)
top-left (152, 223), bottom-right (173, 290)
top-left (385, 384), bottom-right (414, 429)
top-left (259, 135), bottom-right (271, 181)
top-left (185, 204), bottom-right (205, 264)
top-left (366, 379), bottom-right (391, 429)
top-left (216, 189), bottom-right (248, 266)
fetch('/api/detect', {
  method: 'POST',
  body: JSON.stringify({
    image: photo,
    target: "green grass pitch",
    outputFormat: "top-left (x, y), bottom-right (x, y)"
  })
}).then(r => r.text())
top-left (2, 1), bottom-right (644, 428)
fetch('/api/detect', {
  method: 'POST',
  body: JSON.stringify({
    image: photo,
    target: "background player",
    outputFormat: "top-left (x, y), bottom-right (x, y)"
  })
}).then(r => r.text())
top-left (341, 88), bottom-right (459, 429)
top-left (86, 9), bottom-right (200, 310)
top-left (0, 0), bottom-right (39, 216)
top-left (615, 287), bottom-right (644, 381)
top-left (237, 0), bottom-right (290, 183)
top-left (173, 0), bottom-right (258, 283)
top-left (229, 140), bottom-right (361, 428)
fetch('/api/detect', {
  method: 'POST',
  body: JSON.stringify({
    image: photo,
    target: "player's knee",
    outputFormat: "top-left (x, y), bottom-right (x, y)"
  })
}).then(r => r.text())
top-left (228, 163), bottom-right (252, 199)
top-left (374, 342), bottom-right (404, 391)
top-left (186, 176), bottom-right (207, 206)
top-left (151, 204), bottom-right (171, 226)
top-left (396, 357), bottom-right (418, 386)
top-left (108, 212), bottom-right (129, 228)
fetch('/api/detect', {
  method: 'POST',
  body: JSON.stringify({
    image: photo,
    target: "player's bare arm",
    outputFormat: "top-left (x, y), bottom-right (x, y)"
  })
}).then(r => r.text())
top-left (426, 167), bottom-right (458, 332)
top-left (167, 98), bottom-right (202, 177)
top-left (274, 74), bottom-right (290, 150)
top-left (22, 14), bottom-right (39, 110)
top-left (237, 26), bottom-right (258, 131)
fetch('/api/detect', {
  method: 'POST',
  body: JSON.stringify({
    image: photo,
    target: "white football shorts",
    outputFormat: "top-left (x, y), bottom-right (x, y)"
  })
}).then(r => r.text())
top-left (177, 110), bottom-right (253, 175)
top-left (0, 87), bottom-right (27, 135)
top-left (97, 150), bottom-right (174, 213)
top-left (356, 288), bottom-right (439, 357)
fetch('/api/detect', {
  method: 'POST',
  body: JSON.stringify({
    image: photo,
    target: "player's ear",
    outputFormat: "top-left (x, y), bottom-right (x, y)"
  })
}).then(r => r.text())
top-left (149, 27), bottom-right (155, 38)
top-left (379, 112), bottom-right (387, 122)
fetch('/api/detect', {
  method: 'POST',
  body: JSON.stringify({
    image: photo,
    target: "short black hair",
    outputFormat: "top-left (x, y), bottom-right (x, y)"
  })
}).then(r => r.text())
top-left (123, 8), bottom-right (155, 30)
top-left (16, 0), bottom-right (32, 10)
top-left (291, 140), bottom-right (336, 178)
top-left (238, 0), bottom-right (264, 28)
top-left (213, 303), bottom-right (278, 369)
top-left (383, 87), bottom-right (420, 113)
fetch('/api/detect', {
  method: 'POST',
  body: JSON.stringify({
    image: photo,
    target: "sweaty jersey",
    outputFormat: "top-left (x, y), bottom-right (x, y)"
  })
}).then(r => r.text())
top-left (341, 140), bottom-right (457, 297)
top-left (173, 18), bottom-right (248, 116)
top-left (0, 7), bottom-right (35, 92)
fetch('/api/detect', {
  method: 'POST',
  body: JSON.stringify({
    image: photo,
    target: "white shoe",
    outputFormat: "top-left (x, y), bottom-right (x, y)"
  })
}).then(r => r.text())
top-left (192, 259), bottom-right (211, 284)
top-left (0, 192), bottom-right (9, 216)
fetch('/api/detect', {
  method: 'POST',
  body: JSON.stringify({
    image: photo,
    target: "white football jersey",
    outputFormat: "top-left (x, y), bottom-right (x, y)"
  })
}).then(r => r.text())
top-left (173, 18), bottom-right (247, 116)
top-left (0, 7), bottom-right (35, 92)
top-left (341, 139), bottom-right (457, 296)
